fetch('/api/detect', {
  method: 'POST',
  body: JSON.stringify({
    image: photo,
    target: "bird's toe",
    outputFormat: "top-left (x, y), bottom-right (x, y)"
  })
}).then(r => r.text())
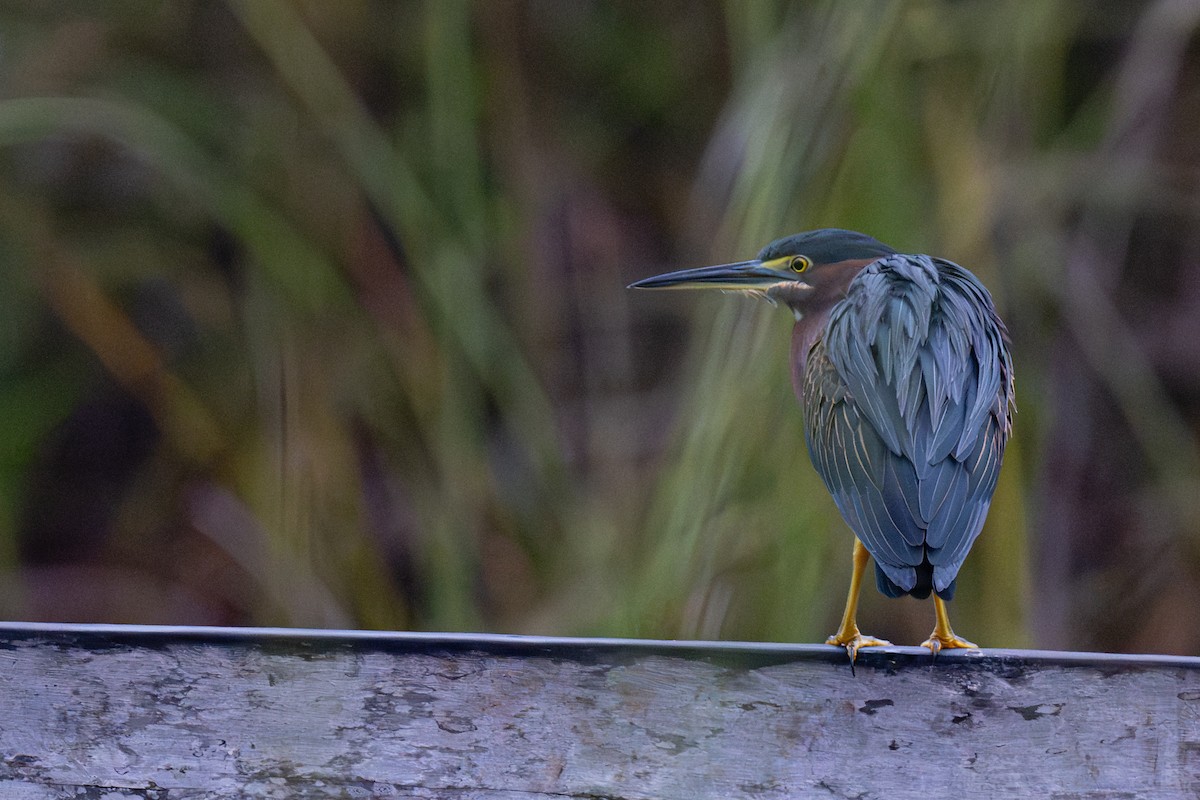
top-left (920, 631), bottom-right (977, 659)
top-left (826, 630), bottom-right (892, 664)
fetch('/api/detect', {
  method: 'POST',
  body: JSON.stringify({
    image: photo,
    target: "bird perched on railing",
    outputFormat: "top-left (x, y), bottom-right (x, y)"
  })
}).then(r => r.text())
top-left (630, 229), bottom-right (1014, 662)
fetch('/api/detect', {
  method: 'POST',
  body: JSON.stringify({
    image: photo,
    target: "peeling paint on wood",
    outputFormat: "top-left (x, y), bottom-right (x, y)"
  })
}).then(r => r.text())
top-left (0, 623), bottom-right (1198, 799)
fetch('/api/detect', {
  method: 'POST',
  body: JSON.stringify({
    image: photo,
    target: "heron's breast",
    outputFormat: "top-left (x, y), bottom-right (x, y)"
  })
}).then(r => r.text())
top-left (790, 313), bottom-right (831, 403)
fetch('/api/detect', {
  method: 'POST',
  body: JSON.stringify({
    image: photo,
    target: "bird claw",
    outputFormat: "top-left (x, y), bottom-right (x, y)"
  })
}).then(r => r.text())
top-left (826, 631), bottom-right (891, 674)
top-left (920, 632), bottom-right (977, 660)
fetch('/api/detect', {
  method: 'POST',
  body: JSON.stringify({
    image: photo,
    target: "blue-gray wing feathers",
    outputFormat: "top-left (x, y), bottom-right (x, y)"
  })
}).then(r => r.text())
top-left (803, 255), bottom-right (1014, 597)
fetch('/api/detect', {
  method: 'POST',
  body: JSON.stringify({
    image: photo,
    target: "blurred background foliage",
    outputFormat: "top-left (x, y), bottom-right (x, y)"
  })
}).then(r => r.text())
top-left (1, 0), bottom-right (1199, 653)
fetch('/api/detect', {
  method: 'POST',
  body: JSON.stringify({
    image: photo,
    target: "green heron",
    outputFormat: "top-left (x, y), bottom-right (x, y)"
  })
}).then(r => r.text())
top-left (630, 229), bottom-right (1014, 661)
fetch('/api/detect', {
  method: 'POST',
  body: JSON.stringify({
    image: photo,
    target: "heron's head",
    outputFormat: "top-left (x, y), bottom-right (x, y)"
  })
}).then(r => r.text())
top-left (629, 229), bottom-right (896, 318)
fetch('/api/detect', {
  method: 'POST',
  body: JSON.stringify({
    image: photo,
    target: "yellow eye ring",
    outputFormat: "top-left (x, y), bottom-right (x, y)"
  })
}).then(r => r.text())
top-left (789, 256), bottom-right (811, 273)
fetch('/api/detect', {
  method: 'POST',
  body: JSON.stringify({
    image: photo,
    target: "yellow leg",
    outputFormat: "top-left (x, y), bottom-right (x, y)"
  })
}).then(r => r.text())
top-left (921, 595), bottom-right (977, 657)
top-left (826, 539), bottom-right (891, 663)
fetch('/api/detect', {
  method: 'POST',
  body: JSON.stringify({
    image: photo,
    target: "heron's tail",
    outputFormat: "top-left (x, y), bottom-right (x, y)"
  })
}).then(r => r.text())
top-left (875, 559), bottom-right (956, 600)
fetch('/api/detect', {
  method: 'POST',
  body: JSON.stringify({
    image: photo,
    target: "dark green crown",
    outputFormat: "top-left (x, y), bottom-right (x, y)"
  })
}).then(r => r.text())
top-left (757, 229), bottom-right (896, 264)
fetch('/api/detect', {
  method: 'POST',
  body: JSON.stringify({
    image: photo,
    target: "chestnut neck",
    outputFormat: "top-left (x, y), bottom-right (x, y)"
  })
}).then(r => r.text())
top-left (786, 257), bottom-right (877, 399)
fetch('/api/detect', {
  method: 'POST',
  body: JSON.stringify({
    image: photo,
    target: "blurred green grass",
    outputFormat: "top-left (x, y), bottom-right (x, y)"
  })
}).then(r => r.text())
top-left (0, 1), bottom-right (1196, 653)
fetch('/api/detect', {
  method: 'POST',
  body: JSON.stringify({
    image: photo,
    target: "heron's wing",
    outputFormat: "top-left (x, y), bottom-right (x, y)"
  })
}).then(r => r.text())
top-left (804, 336), bottom-right (923, 593)
top-left (808, 255), bottom-right (1013, 594)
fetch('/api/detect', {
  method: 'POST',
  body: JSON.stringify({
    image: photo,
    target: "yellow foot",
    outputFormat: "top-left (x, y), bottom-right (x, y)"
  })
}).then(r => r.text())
top-left (920, 631), bottom-right (978, 659)
top-left (826, 630), bottom-right (892, 664)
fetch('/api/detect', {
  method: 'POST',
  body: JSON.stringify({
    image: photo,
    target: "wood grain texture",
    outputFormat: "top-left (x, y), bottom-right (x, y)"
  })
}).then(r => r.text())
top-left (0, 623), bottom-right (1198, 799)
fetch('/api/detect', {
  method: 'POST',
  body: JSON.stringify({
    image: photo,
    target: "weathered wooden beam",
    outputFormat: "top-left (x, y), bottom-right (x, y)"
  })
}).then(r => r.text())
top-left (0, 622), bottom-right (1197, 798)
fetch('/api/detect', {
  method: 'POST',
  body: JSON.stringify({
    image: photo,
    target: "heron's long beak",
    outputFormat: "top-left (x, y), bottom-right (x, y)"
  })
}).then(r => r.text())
top-left (628, 258), bottom-right (795, 291)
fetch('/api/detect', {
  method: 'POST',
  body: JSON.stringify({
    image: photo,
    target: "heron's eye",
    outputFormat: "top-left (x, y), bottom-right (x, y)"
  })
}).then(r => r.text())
top-left (789, 256), bottom-right (811, 273)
